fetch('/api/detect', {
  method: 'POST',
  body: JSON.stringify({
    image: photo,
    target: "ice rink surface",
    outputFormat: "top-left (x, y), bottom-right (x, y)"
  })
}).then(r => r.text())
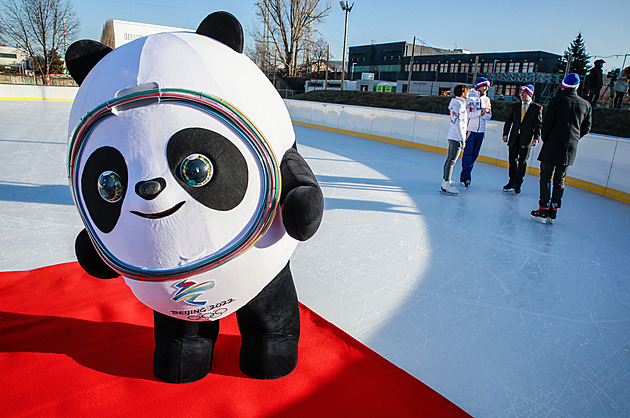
top-left (1, 101), bottom-right (629, 417)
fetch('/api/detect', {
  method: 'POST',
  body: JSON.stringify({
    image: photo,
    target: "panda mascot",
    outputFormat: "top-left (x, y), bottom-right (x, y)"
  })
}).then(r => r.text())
top-left (65, 12), bottom-right (324, 383)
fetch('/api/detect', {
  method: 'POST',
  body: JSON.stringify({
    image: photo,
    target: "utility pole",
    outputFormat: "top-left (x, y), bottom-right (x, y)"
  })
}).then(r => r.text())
top-left (325, 44), bottom-right (329, 90)
top-left (407, 36), bottom-right (416, 93)
top-left (63, 17), bottom-right (68, 74)
top-left (261, 1), bottom-right (270, 75)
top-left (339, 1), bottom-right (354, 91)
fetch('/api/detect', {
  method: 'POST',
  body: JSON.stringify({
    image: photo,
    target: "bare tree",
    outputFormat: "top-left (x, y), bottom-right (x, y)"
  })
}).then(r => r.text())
top-left (0, 0), bottom-right (80, 82)
top-left (255, 0), bottom-right (330, 77)
top-left (246, 24), bottom-right (277, 76)
top-left (311, 36), bottom-right (328, 62)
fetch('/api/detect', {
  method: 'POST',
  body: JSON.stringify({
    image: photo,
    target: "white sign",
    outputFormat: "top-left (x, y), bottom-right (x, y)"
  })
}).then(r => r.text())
top-left (361, 73), bottom-right (375, 80)
top-left (112, 20), bottom-right (189, 48)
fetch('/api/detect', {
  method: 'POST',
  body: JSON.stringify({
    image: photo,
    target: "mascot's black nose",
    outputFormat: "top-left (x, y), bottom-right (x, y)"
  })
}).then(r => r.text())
top-left (135, 178), bottom-right (166, 200)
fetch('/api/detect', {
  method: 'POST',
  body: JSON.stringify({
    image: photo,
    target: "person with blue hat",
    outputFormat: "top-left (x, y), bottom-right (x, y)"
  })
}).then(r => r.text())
top-left (502, 84), bottom-right (543, 194)
top-left (460, 77), bottom-right (492, 188)
top-left (531, 73), bottom-right (591, 224)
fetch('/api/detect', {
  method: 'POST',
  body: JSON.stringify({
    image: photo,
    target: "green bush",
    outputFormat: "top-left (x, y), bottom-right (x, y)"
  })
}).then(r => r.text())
top-left (291, 91), bottom-right (630, 139)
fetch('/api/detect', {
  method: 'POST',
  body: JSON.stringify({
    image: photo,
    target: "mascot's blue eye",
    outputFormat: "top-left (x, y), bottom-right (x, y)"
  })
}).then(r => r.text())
top-left (97, 171), bottom-right (123, 202)
top-left (180, 154), bottom-right (213, 187)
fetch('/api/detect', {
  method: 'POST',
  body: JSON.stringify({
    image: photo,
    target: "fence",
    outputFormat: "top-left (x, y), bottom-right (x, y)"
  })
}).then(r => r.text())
top-left (0, 73), bottom-right (77, 87)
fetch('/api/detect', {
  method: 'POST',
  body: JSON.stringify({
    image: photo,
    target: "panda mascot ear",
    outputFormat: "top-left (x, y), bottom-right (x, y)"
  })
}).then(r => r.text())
top-left (65, 40), bottom-right (113, 86)
top-left (196, 11), bottom-right (244, 53)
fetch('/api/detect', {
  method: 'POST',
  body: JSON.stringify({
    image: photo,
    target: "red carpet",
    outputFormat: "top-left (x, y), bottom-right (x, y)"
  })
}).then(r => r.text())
top-left (0, 263), bottom-right (468, 417)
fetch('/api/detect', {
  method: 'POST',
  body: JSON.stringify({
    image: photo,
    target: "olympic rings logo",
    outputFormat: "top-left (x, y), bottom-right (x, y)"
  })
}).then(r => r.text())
top-left (187, 308), bottom-right (229, 321)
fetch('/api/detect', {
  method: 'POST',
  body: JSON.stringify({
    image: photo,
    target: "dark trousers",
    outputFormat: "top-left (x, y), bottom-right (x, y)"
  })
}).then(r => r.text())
top-left (539, 162), bottom-right (569, 208)
top-left (613, 91), bottom-right (625, 108)
top-left (508, 141), bottom-right (531, 187)
top-left (587, 86), bottom-right (602, 105)
top-left (460, 131), bottom-right (484, 181)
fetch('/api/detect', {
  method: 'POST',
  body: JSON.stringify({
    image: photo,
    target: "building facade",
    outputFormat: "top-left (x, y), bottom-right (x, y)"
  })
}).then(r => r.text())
top-left (348, 42), bottom-right (563, 101)
top-left (0, 45), bottom-right (30, 74)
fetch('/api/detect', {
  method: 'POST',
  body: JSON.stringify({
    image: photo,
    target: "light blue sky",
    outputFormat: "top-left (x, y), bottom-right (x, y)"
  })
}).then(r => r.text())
top-left (73, 0), bottom-right (630, 71)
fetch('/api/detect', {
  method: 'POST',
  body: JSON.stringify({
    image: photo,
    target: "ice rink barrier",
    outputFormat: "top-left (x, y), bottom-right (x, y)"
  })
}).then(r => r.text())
top-left (0, 84), bottom-right (78, 101)
top-left (285, 99), bottom-right (630, 204)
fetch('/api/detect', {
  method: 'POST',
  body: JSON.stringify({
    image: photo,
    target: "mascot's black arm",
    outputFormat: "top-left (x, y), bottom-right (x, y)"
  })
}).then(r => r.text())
top-left (279, 145), bottom-right (324, 241)
top-left (75, 229), bottom-right (120, 279)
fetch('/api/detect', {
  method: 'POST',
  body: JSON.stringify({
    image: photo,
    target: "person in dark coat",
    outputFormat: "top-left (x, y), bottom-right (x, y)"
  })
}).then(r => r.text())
top-left (502, 84), bottom-right (543, 194)
top-left (584, 59), bottom-right (605, 105)
top-left (531, 73), bottom-right (591, 224)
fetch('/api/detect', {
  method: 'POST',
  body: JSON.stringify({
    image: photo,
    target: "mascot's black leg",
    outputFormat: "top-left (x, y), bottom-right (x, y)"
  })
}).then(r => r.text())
top-left (236, 262), bottom-right (300, 379)
top-left (152, 311), bottom-right (219, 383)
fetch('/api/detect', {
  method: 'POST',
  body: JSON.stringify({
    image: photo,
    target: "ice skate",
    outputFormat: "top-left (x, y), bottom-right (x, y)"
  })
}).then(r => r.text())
top-left (440, 180), bottom-right (459, 195)
top-left (514, 183), bottom-right (522, 195)
top-left (531, 206), bottom-right (550, 224)
top-left (503, 182), bottom-right (514, 192)
top-left (461, 178), bottom-right (471, 189)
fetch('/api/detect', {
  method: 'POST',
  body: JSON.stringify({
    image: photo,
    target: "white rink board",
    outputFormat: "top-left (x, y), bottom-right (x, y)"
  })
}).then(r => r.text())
top-left (285, 99), bottom-right (630, 198)
top-left (0, 84), bottom-right (78, 100)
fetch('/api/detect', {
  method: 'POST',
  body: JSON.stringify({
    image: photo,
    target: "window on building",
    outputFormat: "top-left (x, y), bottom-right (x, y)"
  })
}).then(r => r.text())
top-left (505, 85), bottom-right (517, 97)
top-left (460, 63), bottom-right (470, 73)
top-left (450, 63), bottom-right (458, 73)
top-left (430, 63), bottom-right (437, 72)
top-left (508, 62), bottom-right (520, 72)
top-left (405, 64), bottom-right (409, 71)
top-left (482, 62), bottom-right (493, 72)
top-left (523, 62), bottom-right (534, 73)
top-left (439, 63), bottom-right (448, 73)
top-left (0, 53), bottom-right (18, 59)
top-left (495, 85), bottom-right (504, 95)
top-left (421, 63), bottom-right (429, 72)
top-left (414, 63), bottom-right (420, 71)
top-left (496, 62), bottom-right (507, 72)
top-left (471, 63), bottom-right (481, 73)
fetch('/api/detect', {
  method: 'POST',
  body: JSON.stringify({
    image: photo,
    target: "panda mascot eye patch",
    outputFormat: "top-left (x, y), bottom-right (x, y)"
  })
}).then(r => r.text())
top-left (167, 127), bottom-right (248, 211)
top-left (81, 146), bottom-right (128, 233)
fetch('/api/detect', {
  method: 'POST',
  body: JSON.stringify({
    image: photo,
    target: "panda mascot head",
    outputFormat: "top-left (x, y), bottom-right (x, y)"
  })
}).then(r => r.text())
top-left (66, 12), bottom-right (323, 382)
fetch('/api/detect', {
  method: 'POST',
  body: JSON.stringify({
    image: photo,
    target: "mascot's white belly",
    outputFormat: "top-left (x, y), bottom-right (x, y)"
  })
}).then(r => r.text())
top-left (67, 31), bottom-right (298, 320)
top-left (124, 214), bottom-right (297, 321)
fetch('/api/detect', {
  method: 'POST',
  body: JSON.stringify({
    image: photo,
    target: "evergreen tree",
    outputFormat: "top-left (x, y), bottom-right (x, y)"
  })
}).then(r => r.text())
top-left (32, 50), bottom-right (66, 75)
top-left (556, 33), bottom-right (591, 76)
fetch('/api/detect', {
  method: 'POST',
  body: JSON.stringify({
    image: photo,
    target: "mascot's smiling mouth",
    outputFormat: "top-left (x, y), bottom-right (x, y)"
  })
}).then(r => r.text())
top-left (131, 201), bottom-right (185, 219)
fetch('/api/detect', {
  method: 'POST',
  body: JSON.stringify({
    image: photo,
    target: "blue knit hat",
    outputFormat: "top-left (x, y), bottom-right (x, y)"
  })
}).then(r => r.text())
top-left (562, 73), bottom-right (580, 89)
top-left (475, 77), bottom-right (490, 89)
top-left (521, 84), bottom-right (534, 97)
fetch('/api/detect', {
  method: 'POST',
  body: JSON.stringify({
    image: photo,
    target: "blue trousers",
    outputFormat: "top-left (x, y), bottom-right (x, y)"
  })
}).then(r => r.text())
top-left (460, 131), bottom-right (485, 182)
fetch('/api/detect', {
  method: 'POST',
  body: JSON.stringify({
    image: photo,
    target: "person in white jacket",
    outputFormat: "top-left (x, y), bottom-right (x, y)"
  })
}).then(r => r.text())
top-left (441, 84), bottom-right (470, 195)
top-left (460, 77), bottom-right (492, 187)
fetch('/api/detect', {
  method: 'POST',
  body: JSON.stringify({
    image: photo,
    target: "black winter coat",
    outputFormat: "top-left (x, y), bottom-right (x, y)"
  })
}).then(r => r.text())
top-left (503, 101), bottom-right (543, 148)
top-left (538, 89), bottom-right (591, 166)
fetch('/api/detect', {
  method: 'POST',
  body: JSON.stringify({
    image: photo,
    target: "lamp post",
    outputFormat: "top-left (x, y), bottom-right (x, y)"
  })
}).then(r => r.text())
top-left (339, 1), bottom-right (354, 91)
